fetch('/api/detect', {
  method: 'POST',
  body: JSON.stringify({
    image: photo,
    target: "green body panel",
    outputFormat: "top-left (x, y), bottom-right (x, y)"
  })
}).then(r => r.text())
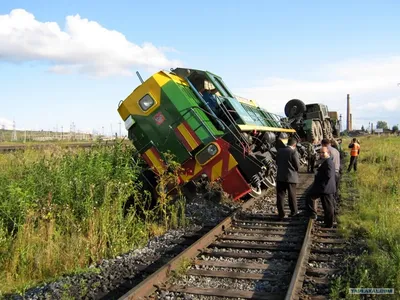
top-left (128, 98), bottom-right (192, 163)
top-left (162, 81), bottom-right (223, 143)
top-left (259, 108), bottom-right (282, 128)
top-left (128, 80), bottom-right (227, 164)
top-left (239, 103), bottom-right (284, 128)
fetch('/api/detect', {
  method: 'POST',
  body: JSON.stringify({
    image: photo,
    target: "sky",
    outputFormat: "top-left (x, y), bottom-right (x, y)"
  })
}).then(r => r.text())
top-left (1, 0), bottom-right (400, 135)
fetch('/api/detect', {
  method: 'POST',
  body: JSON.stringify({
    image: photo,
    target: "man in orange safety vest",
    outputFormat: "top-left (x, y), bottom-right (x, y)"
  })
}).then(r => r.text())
top-left (347, 138), bottom-right (360, 172)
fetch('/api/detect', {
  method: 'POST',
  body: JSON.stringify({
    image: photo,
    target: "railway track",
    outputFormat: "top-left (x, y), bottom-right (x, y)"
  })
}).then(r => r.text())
top-left (114, 171), bottom-right (346, 300)
top-left (289, 207), bottom-right (346, 299)
top-left (114, 173), bottom-right (345, 300)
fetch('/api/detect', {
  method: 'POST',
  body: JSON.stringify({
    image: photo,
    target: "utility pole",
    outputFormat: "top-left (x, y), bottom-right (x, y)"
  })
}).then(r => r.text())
top-left (11, 120), bottom-right (17, 141)
top-left (110, 124), bottom-right (113, 138)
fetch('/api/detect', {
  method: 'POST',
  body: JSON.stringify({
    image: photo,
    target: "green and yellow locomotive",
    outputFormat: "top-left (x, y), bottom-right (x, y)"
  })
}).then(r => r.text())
top-left (117, 68), bottom-right (299, 201)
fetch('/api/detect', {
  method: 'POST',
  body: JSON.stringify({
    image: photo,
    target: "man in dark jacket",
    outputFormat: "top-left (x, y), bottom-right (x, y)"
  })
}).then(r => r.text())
top-left (306, 146), bottom-right (337, 228)
top-left (275, 132), bottom-right (288, 151)
top-left (275, 137), bottom-right (301, 219)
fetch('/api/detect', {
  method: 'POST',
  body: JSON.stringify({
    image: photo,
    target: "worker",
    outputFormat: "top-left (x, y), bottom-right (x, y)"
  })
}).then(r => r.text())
top-left (347, 138), bottom-right (360, 172)
top-left (336, 138), bottom-right (344, 158)
top-left (275, 137), bottom-right (301, 220)
top-left (306, 146), bottom-right (337, 228)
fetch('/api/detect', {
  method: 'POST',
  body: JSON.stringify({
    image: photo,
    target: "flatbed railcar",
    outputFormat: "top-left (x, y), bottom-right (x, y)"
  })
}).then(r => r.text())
top-left (117, 67), bottom-right (303, 200)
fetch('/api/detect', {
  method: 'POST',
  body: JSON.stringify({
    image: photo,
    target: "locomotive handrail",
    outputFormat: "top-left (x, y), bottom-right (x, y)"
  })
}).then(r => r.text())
top-left (189, 106), bottom-right (251, 151)
top-left (168, 106), bottom-right (216, 141)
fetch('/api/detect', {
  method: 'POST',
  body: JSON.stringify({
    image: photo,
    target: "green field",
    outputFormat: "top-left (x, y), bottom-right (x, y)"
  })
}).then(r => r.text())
top-left (331, 136), bottom-right (400, 299)
top-left (0, 142), bottom-right (185, 295)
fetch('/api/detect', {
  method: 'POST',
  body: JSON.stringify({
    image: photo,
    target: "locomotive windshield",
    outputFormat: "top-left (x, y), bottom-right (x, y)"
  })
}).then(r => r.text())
top-left (171, 67), bottom-right (257, 127)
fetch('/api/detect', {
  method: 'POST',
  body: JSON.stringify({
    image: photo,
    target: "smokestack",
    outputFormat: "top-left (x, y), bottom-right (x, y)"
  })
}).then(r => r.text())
top-left (346, 94), bottom-right (351, 132)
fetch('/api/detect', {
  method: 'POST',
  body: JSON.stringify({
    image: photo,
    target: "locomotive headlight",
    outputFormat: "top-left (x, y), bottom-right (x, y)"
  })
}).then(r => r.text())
top-left (207, 144), bottom-right (218, 156)
top-left (139, 94), bottom-right (155, 111)
top-left (195, 142), bottom-right (221, 165)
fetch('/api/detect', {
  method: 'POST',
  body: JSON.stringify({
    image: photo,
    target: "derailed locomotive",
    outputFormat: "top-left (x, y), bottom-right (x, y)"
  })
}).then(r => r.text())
top-left (117, 67), bottom-right (302, 200)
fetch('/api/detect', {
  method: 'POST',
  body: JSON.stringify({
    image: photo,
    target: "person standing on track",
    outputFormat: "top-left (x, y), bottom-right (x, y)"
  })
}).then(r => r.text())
top-left (321, 139), bottom-right (341, 201)
top-left (306, 146), bottom-right (337, 228)
top-left (275, 137), bottom-right (301, 220)
top-left (347, 138), bottom-right (360, 172)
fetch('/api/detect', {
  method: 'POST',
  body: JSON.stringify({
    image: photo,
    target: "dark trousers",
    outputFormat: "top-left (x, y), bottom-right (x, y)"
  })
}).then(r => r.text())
top-left (307, 156), bottom-right (316, 173)
top-left (348, 156), bottom-right (358, 171)
top-left (306, 193), bottom-right (335, 228)
top-left (335, 172), bottom-right (340, 199)
top-left (276, 181), bottom-right (297, 218)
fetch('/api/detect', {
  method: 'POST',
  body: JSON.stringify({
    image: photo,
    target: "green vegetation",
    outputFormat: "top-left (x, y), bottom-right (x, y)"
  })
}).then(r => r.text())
top-left (331, 136), bottom-right (400, 299)
top-left (0, 142), bottom-right (186, 295)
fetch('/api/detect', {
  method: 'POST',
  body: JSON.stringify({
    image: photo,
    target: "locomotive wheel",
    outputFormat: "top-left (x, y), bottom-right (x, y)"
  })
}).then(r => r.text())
top-left (285, 99), bottom-right (306, 118)
top-left (249, 184), bottom-right (262, 197)
top-left (262, 164), bottom-right (277, 188)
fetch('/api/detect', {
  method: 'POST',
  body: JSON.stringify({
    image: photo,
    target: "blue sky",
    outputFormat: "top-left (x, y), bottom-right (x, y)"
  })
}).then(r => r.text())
top-left (1, 0), bottom-right (400, 135)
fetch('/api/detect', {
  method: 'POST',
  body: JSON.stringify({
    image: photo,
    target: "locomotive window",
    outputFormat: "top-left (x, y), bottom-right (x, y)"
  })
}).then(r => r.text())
top-left (139, 94), bottom-right (155, 111)
top-left (213, 77), bottom-right (233, 98)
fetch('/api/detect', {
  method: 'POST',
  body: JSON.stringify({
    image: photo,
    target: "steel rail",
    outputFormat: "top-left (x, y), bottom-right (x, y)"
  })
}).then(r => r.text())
top-left (118, 197), bottom-right (257, 300)
top-left (285, 218), bottom-right (314, 300)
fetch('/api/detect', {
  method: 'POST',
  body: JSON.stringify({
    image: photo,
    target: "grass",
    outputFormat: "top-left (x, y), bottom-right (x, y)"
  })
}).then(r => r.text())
top-left (331, 135), bottom-right (400, 299)
top-left (0, 141), bottom-right (187, 296)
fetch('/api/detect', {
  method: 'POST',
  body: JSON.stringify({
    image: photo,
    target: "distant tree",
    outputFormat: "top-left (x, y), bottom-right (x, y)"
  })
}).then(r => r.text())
top-left (376, 121), bottom-right (388, 130)
top-left (361, 125), bottom-right (365, 131)
top-left (392, 125), bottom-right (399, 133)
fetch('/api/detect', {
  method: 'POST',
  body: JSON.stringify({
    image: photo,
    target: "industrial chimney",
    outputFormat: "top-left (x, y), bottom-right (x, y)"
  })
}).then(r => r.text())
top-left (346, 94), bottom-right (351, 132)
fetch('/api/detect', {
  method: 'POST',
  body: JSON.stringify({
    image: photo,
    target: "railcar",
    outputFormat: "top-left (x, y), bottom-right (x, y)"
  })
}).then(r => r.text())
top-left (117, 67), bottom-right (301, 200)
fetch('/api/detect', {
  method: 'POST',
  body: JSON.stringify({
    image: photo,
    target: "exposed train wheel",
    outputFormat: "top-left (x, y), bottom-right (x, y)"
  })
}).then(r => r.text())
top-left (262, 164), bottom-right (277, 188)
top-left (249, 184), bottom-right (262, 198)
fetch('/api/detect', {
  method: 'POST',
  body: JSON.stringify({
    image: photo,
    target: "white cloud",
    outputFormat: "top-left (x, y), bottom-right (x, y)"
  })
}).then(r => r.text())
top-left (0, 118), bottom-right (13, 130)
top-left (235, 55), bottom-right (400, 129)
top-left (0, 9), bottom-right (182, 76)
top-left (362, 98), bottom-right (400, 111)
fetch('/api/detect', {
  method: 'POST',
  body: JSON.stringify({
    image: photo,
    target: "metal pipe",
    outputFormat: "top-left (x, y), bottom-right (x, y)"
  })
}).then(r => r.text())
top-left (136, 71), bottom-right (144, 84)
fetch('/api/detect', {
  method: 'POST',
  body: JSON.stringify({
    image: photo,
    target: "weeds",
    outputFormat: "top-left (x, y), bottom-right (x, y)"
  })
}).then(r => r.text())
top-left (0, 141), bottom-right (187, 295)
top-left (330, 136), bottom-right (400, 299)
